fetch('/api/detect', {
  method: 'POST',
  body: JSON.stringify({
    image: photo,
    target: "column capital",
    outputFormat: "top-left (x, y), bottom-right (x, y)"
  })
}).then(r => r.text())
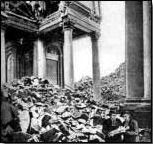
top-left (1, 25), bottom-right (6, 31)
top-left (1, 11), bottom-right (8, 30)
top-left (1, 20), bottom-right (7, 31)
top-left (90, 31), bottom-right (101, 40)
top-left (143, 1), bottom-right (152, 7)
top-left (62, 17), bottom-right (74, 31)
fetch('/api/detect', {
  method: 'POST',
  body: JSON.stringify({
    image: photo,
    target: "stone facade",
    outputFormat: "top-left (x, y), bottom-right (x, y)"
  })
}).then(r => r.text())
top-left (1, 1), bottom-right (101, 99)
top-left (125, 1), bottom-right (151, 128)
top-left (1, 1), bottom-right (151, 106)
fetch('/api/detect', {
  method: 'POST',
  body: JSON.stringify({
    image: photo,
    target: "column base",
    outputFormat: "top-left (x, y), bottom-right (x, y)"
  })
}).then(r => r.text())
top-left (124, 98), bottom-right (151, 111)
top-left (123, 98), bottom-right (151, 128)
top-left (125, 97), bottom-right (151, 104)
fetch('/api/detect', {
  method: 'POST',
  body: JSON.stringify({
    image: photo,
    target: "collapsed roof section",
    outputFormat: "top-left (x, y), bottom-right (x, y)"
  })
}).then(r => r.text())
top-left (1, 1), bottom-right (101, 35)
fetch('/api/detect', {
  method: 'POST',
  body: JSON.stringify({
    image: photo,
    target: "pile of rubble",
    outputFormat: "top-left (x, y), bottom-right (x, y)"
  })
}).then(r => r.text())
top-left (2, 76), bottom-right (111, 142)
top-left (75, 76), bottom-right (125, 104)
top-left (74, 76), bottom-right (94, 100)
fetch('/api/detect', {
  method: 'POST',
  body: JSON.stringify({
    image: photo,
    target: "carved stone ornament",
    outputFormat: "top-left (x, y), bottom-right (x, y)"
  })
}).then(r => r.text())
top-left (59, 1), bottom-right (72, 17)
top-left (58, 1), bottom-right (66, 13)
top-left (1, 1), bottom-right (47, 21)
top-left (1, 1), bottom-right (10, 11)
top-left (28, 1), bottom-right (46, 21)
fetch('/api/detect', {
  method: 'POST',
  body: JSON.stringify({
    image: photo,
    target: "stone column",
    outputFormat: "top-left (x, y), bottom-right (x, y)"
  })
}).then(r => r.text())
top-left (91, 32), bottom-right (101, 102)
top-left (125, 1), bottom-right (144, 103)
top-left (59, 40), bottom-right (64, 88)
top-left (33, 38), bottom-right (46, 78)
top-left (63, 25), bottom-right (74, 90)
top-left (60, 55), bottom-right (64, 87)
top-left (143, 1), bottom-right (151, 101)
top-left (33, 40), bottom-right (38, 76)
top-left (1, 27), bottom-right (6, 84)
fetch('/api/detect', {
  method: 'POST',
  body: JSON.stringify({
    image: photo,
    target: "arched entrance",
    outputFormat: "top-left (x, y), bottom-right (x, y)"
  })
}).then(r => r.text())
top-left (7, 54), bottom-right (14, 82)
top-left (5, 40), bottom-right (33, 82)
top-left (5, 42), bottom-right (17, 82)
top-left (16, 41), bottom-right (33, 79)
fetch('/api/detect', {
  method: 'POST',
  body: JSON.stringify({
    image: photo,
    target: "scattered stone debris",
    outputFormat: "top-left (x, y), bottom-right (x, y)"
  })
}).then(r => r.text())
top-left (1, 76), bottom-right (151, 142)
top-left (1, 76), bottom-right (109, 142)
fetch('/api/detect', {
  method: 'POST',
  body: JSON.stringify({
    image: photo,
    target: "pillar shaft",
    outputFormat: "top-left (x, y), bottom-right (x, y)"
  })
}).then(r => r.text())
top-left (143, 1), bottom-right (151, 100)
top-left (1, 28), bottom-right (6, 84)
top-left (60, 55), bottom-right (64, 88)
top-left (33, 40), bottom-right (38, 76)
top-left (125, 1), bottom-right (144, 102)
top-left (91, 32), bottom-right (101, 101)
top-left (33, 39), bottom-right (46, 78)
top-left (63, 27), bottom-right (74, 89)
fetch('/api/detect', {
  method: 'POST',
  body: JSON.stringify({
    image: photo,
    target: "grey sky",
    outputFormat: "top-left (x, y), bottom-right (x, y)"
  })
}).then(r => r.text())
top-left (73, 1), bottom-right (125, 82)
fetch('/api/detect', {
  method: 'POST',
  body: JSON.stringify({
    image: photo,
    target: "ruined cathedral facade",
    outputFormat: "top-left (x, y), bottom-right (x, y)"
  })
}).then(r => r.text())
top-left (1, 1), bottom-right (151, 126)
top-left (1, 1), bottom-right (101, 101)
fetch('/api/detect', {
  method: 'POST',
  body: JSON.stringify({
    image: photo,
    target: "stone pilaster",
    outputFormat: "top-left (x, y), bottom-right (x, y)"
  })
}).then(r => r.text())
top-left (91, 32), bottom-right (101, 102)
top-left (1, 27), bottom-right (6, 85)
top-left (143, 1), bottom-right (151, 102)
top-left (125, 1), bottom-right (144, 103)
top-left (33, 38), bottom-right (46, 78)
top-left (63, 24), bottom-right (74, 90)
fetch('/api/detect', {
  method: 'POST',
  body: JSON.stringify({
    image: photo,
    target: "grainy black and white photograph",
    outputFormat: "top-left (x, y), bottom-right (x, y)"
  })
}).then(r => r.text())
top-left (1, 1), bottom-right (152, 143)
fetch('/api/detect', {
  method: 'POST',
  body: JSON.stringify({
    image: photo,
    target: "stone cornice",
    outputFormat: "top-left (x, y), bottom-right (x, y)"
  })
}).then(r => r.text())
top-left (39, 9), bottom-right (100, 34)
top-left (69, 1), bottom-right (101, 24)
top-left (39, 11), bottom-right (62, 32)
top-left (6, 19), bottom-right (38, 33)
top-left (66, 8), bottom-right (100, 33)
top-left (5, 11), bottom-right (37, 23)
top-left (1, 11), bottom-right (8, 18)
top-left (3, 11), bottom-right (38, 32)
top-left (70, 1), bottom-right (91, 15)
top-left (1, 6), bottom-right (101, 35)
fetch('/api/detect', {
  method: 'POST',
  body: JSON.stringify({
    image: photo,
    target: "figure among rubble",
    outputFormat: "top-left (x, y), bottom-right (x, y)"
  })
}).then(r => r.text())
top-left (102, 110), bottom-right (123, 142)
top-left (1, 87), bottom-right (21, 142)
top-left (122, 111), bottom-right (139, 142)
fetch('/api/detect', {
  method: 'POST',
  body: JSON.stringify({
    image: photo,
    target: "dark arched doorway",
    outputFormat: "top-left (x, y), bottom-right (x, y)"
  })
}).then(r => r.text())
top-left (16, 40), bottom-right (33, 79)
top-left (45, 44), bottom-right (62, 86)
